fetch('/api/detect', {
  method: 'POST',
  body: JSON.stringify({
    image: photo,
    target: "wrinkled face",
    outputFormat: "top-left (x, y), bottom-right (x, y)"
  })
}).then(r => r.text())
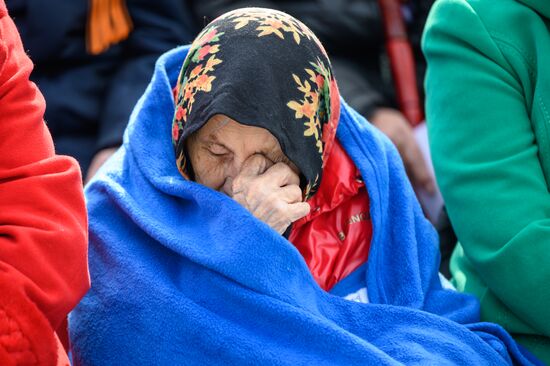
top-left (186, 114), bottom-right (298, 195)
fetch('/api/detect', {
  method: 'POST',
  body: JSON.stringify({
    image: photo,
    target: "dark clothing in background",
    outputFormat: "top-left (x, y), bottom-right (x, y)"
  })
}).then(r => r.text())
top-left (8, 0), bottom-right (196, 172)
top-left (189, 0), bottom-right (433, 119)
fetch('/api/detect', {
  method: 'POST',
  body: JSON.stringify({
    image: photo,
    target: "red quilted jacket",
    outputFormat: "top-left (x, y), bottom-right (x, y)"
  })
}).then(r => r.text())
top-left (0, 2), bottom-right (90, 364)
top-left (290, 140), bottom-right (373, 291)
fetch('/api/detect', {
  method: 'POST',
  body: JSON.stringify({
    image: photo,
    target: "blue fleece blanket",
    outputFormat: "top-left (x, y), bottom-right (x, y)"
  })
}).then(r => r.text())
top-left (69, 46), bottom-right (539, 365)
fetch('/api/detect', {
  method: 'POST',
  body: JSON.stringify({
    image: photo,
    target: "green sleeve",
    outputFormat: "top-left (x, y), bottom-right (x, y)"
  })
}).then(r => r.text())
top-left (423, 0), bottom-right (550, 336)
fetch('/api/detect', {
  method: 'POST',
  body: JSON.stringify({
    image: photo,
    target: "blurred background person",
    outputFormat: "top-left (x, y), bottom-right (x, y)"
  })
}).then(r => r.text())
top-left (424, 0), bottom-right (550, 362)
top-left (7, 0), bottom-right (196, 180)
top-left (0, 1), bottom-right (89, 364)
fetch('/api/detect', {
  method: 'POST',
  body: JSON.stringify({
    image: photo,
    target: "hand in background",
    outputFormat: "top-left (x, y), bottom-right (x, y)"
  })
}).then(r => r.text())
top-left (85, 147), bottom-right (118, 183)
top-left (370, 108), bottom-right (435, 194)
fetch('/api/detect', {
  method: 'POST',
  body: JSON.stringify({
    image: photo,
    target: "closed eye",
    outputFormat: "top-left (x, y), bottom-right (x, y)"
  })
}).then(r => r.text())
top-left (207, 143), bottom-right (230, 157)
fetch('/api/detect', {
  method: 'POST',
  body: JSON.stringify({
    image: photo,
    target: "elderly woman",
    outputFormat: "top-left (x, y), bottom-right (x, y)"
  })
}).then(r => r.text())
top-left (69, 8), bottom-right (538, 365)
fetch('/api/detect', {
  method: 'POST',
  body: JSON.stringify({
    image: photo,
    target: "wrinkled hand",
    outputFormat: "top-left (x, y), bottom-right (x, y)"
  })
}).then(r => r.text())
top-left (229, 154), bottom-right (310, 234)
top-left (370, 108), bottom-right (435, 193)
top-left (85, 147), bottom-right (118, 184)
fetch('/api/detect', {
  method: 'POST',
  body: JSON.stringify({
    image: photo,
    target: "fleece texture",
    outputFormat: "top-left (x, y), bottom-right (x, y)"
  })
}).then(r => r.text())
top-left (69, 46), bottom-right (540, 365)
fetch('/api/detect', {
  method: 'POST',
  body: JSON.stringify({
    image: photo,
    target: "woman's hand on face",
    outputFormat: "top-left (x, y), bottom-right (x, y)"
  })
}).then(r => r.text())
top-left (230, 154), bottom-right (310, 234)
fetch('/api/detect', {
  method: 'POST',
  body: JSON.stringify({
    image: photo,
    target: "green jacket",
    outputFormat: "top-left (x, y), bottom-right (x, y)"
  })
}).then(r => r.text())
top-left (423, 0), bottom-right (550, 363)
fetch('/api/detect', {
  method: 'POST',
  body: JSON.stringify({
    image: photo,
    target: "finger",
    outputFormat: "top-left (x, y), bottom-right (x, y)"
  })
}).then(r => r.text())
top-left (232, 154), bottom-right (273, 195)
top-left (261, 162), bottom-right (300, 187)
top-left (278, 184), bottom-right (303, 204)
top-left (221, 176), bottom-right (234, 196)
top-left (287, 202), bottom-right (311, 222)
top-left (403, 141), bottom-right (435, 194)
top-left (239, 154), bottom-right (273, 178)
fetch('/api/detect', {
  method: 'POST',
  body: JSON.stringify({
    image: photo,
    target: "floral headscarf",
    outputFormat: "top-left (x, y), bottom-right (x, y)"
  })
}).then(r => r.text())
top-left (172, 8), bottom-right (340, 198)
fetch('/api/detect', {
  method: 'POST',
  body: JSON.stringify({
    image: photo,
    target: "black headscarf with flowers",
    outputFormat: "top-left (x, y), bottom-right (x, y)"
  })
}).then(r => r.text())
top-left (172, 8), bottom-right (340, 198)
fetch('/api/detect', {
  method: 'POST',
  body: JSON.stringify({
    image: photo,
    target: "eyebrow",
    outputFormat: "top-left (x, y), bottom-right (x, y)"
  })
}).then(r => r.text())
top-left (205, 132), bottom-right (229, 147)
top-left (207, 133), bottom-right (221, 143)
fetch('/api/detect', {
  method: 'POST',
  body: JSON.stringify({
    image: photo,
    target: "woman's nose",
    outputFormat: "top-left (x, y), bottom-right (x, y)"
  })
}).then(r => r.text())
top-left (227, 158), bottom-right (243, 179)
top-left (221, 158), bottom-right (244, 195)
